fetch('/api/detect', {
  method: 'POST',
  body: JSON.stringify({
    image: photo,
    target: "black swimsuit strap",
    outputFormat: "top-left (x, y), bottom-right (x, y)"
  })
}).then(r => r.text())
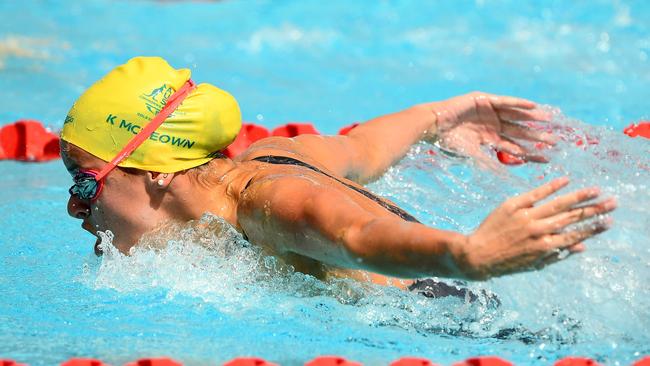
top-left (251, 155), bottom-right (420, 223)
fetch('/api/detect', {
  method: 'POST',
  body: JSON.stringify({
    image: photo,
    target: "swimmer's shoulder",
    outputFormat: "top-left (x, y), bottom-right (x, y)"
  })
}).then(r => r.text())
top-left (235, 136), bottom-right (305, 162)
top-left (235, 135), bottom-right (346, 176)
top-left (236, 172), bottom-right (328, 252)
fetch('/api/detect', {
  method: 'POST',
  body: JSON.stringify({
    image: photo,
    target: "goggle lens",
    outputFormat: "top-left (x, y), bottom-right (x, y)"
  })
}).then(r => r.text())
top-left (69, 171), bottom-right (100, 201)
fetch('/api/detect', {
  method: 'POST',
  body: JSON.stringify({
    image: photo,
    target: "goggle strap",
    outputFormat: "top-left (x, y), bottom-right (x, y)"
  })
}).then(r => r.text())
top-left (95, 79), bottom-right (197, 180)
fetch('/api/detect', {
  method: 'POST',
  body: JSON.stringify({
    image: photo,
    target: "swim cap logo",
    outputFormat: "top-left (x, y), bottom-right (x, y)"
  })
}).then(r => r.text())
top-left (139, 84), bottom-right (174, 118)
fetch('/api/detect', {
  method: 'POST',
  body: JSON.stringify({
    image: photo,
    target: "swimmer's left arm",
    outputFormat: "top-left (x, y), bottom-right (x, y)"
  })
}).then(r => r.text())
top-left (286, 92), bottom-right (554, 183)
top-left (346, 92), bottom-right (556, 179)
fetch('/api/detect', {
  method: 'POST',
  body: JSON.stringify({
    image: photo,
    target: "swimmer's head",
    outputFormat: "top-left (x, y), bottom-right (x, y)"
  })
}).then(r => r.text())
top-left (61, 57), bottom-right (241, 255)
top-left (61, 56), bottom-right (242, 173)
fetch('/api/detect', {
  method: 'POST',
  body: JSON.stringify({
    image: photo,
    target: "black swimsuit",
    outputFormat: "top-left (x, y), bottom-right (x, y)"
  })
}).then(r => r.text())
top-left (250, 155), bottom-right (420, 223)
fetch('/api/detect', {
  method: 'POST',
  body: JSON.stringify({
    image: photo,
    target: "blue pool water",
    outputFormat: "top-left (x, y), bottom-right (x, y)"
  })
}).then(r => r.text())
top-left (1, 1), bottom-right (649, 365)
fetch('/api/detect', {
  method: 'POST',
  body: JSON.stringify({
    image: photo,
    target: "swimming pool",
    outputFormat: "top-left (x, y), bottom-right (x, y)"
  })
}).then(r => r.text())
top-left (1, 1), bottom-right (648, 365)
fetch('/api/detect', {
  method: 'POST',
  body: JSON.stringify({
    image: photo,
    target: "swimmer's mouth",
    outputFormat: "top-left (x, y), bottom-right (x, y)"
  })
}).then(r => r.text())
top-left (94, 237), bottom-right (103, 256)
top-left (82, 222), bottom-right (103, 256)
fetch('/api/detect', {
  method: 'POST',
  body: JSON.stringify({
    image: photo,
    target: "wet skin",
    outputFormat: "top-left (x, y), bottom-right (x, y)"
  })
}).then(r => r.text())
top-left (62, 141), bottom-right (413, 287)
top-left (63, 92), bottom-right (617, 283)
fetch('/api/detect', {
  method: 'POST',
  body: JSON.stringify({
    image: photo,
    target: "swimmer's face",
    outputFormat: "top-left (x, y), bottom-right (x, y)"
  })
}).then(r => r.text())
top-left (61, 142), bottom-right (174, 255)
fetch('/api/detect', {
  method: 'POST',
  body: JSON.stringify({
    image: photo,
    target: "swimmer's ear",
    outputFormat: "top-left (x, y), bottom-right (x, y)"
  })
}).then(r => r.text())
top-left (147, 171), bottom-right (175, 189)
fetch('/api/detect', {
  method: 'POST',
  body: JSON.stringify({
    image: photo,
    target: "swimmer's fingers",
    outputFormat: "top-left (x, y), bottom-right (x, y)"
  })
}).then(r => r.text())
top-left (508, 177), bottom-right (570, 210)
top-left (474, 151), bottom-right (507, 171)
top-left (531, 186), bottom-right (611, 219)
top-left (542, 220), bottom-right (611, 252)
top-left (533, 199), bottom-right (616, 232)
top-left (529, 224), bottom-right (608, 271)
top-left (567, 242), bottom-right (586, 253)
top-left (494, 139), bottom-right (549, 163)
top-left (461, 140), bottom-right (504, 171)
top-left (496, 108), bottom-right (551, 124)
top-left (500, 121), bottom-right (557, 145)
top-left (483, 94), bottom-right (537, 110)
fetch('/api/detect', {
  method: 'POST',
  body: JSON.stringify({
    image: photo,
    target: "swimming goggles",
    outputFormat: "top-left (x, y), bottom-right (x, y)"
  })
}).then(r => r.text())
top-left (68, 79), bottom-right (196, 202)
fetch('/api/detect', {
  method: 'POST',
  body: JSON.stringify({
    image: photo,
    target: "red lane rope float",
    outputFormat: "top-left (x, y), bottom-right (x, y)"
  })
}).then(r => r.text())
top-left (3, 355), bottom-right (650, 365)
top-left (60, 359), bottom-right (109, 366)
top-left (624, 121), bottom-right (650, 139)
top-left (635, 357), bottom-right (650, 366)
top-left (0, 120), bottom-right (60, 161)
top-left (304, 356), bottom-right (362, 366)
top-left (554, 357), bottom-right (601, 366)
top-left (338, 123), bottom-right (360, 136)
top-left (390, 357), bottom-right (440, 366)
top-left (271, 123), bottom-right (320, 137)
top-left (0, 360), bottom-right (27, 366)
top-left (224, 357), bottom-right (279, 366)
top-left (124, 358), bottom-right (184, 366)
top-left (223, 123), bottom-right (271, 158)
top-left (452, 356), bottom-right (513, 366)
top-left (2, 119), bottom-right (648, 164)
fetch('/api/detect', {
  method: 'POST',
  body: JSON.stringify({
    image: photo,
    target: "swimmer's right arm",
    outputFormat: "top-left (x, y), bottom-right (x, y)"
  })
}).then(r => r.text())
top-left (239, 176), bottom-right (616, 280)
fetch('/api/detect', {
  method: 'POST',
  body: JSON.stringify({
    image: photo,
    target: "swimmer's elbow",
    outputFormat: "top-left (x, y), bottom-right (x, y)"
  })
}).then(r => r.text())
top-left (340, 218), bottom-right (433, 278)
top-left (340, 218), bottom-right (376, 265)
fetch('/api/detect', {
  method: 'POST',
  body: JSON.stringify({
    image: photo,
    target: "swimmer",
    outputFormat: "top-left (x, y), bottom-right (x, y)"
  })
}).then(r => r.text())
top-left (61, 57), bottom-right (616, 291)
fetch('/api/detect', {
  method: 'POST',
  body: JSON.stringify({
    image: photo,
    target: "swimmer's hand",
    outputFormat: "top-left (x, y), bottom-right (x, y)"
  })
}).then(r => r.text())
top-left (456, 177), bottom-right (616, 280)
top-left (426, 92), bottom-right (556, 168)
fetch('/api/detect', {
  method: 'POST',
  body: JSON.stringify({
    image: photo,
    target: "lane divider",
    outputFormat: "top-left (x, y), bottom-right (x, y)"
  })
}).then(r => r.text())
top-left (224, 358), bottom-right (278, 366)
top-left (390, 357), bottom-right (439, 365)
top-left (223, 123), bottom-right (271, 158)
top-left (0, 120), bottom-right (60, 161)
top-left (635, 357), bottom-right (650, 366)
top-left (60, 359), bottom-right (109, 366)
top-left (0, 360), bottom-right (27, 366)
top-left (304, 356), bottom-right (362, 366)
top-left (271, 123), bottom-right (320, 138)
top-left (624, 121), bottom-right (650, 139)
top-left (452, 357), bottom-right (513, 366)
top-left (4, 356), bottom-right (650, 365)
top-left (1, 119), bottom-right (648, 164)
top-left (338, 123), bottom-right (360, 136)
top-left (554, 358), bottom-right (601, 366)
top-left (123, 358), bottom-right (183, 366)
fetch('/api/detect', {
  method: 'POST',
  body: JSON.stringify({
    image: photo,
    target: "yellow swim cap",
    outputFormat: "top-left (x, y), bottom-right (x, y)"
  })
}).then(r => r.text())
top-left (61, 56), bottom-right (242, 173)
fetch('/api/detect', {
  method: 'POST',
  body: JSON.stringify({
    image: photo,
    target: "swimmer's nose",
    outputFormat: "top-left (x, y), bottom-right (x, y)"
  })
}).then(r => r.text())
top-left (67, 195), bottom-right (91, 219)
